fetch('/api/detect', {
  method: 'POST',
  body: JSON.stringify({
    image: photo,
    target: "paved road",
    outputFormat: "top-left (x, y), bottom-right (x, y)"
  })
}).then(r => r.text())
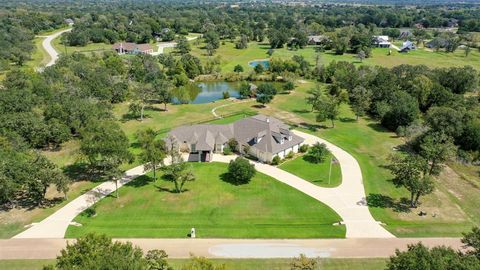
top-left (213, 130), bottom-right (395, 238)
top-left (38, 28), bottom-right (72, 68)
top-left (0, 238), bottom-right (463, 259)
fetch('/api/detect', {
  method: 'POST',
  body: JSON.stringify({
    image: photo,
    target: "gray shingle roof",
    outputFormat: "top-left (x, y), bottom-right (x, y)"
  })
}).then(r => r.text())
top-left (168, 115), bottom-right (304, 155)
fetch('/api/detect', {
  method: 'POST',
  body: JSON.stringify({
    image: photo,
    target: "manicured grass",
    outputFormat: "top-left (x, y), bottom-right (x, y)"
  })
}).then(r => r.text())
top-left (0, 258), bottom-right (387, 270)
top-left (189, 40), bottom-right (480, 75)
top-left (51, 37), bottom-right (112, 55)
top-left (66, 162), bottom-right (345, 238)
top-left (279, 152), bottom-right (342, 188)
top-left (211, 80), bottom-right (479, 237)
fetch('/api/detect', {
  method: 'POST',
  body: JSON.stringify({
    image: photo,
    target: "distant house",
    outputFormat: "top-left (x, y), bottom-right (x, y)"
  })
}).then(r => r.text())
top-left (307, 35), bottom-right (329, 45)
top-left (112, 42), bottom-right (154, 55)
top-left (64, 18), bottom-right (74, 26)
top-left (399, 41), bottom-right (416, 53)
top-left (167, 115), bottom-right (304, 163)
top-left (372, 35), bottom-right (391, 48)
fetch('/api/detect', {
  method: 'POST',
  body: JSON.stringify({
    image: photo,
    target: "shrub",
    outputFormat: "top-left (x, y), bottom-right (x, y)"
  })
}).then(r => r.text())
top-left (283, 81), bottom-right (295, 92)
top-left (299, 144), bottom-right (309, 153)
top-left (223, 146), bottom-right (232, 155)
top-left (84, 207), bottom-right (96, 217)
top-left (222, 91), bottom-right (230, 99)
top-left (228, 157), bottom-right (256, 184)
top-left (306, 142), bottom-right (329, 163)
top-left (286, 151), bottom-right (295, 159)
top-left (227, 138), bottom-right (239, 152)
top-left (271, 155), bottom-right (281, 165)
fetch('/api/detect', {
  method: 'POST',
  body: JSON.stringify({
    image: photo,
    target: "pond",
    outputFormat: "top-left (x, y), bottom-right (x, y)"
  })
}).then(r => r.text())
top-left (248, 59), bottom-right (270, 69)
top-left (172, 81), bottom-right (242, 104)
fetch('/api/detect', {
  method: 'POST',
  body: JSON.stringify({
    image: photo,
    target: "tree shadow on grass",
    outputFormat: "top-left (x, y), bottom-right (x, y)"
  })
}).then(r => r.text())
top-left (367, 193), bottom-right (411, 213)
top-left (63, 162), bottom-right (104, 183)
top-left (299, 122), bottom-right (327, 131)
top-left (292, 109), bottom-right (311, 114)
top-left (302, 154), bottom-right (324, 164)
top-left (124, 175), bottom-right (151, 188)
top-left (339, 117), bottom-right (356, 123)
top-left (220, 172), bottom-right (247, 186)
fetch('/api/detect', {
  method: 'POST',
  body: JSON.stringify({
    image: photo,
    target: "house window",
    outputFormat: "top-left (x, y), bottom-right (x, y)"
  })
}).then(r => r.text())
top-left (191, 144), bottom-right (196, 152)
top-left (288, 135), bottom-right (292, 141)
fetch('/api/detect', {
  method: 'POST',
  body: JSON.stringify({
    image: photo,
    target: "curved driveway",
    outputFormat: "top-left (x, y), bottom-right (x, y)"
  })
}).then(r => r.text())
top-left (14, 131), bottom-right (393, 239)
top-left (38, 28), bottom-right (72, 68)
top-left (213, 130), bottom-right (394, 238)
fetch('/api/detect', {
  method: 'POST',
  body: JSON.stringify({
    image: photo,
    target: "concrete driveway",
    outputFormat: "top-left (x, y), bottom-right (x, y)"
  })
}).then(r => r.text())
top-left (37, 28), bottom-right (72, 68)
top-left (14, 131), bottom-right (393, 239)
top-left (212, 130), bottom-right (395, 238)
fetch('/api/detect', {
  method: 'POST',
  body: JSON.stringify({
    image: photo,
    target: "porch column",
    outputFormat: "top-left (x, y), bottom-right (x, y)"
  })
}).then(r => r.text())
top-left (198, 151), bottom-right (202, 162)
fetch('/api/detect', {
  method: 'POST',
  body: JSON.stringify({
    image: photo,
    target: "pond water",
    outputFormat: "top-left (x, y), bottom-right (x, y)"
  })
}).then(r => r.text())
top-left (172, 81), bottom-right (242, 104)
top-left (248, 59), bottom-right (270, 69)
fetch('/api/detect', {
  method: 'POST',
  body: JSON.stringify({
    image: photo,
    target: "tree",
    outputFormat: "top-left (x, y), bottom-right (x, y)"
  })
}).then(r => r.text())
top-left (133, 84), bottom-right (155, 121)
top-left (239, 82), bottom-right (253, 99)
top-left (356, 50), bottom-right (366, 62)
top-left (381, 92), bottom-right (420, 131)
top-left (389, 153), bottom-right (434, 208)
top-left (419, 132), bottom-right (456, 175)
top-left (254, 63), bottom-right (265, 74)
top-left (137, 128), bottom-right (167, 182)
top-left (349, 86), bottom-right (372, 120)
top-left (306, 86), bottom-right (323, 112)
top-left (425, 106), bottom-right (464, 138)
top-left (80, 120), bottom-right (133, 170)
top-left (164, 155), bottom-right (195, 193)
top-left (205, 43), bottom-right (216, 56)
top-left (228, 157), bottom-right (256, 185)
top-left (176, 36), bottom-right (191, 54)
top-left (386, 242), bottom-right (480, 270)
top-left (233, 64), bottom-right (244, 73)
top-left (290, 254), bottom-right (317, 270)
top-left (462, 227), bottom-right (480, 259)
top-left (235, 35), bottom-right (248, 49)
top-left (283, 81), bottom-right (295, 92)
top-left (44, 233), bottom-right (172, 270)
top-left (153, 80), bottom-right (173, 111)
top-left (306, 142), bottom-right (329, 163)
top-left (314, 94), bottom-right (339, 128)
top-left (180, 255), bottom-right (227, 270)
top-left (256, 83), bottom-right (277, 106)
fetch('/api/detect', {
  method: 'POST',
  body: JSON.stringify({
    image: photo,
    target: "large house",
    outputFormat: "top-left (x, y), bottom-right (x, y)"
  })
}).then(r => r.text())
top-left (167, 115), bottom-right (304, 163)
top-left (112, 42), bottom-right (154, 55)
top-left (372, 35), bottom-right (391, 48)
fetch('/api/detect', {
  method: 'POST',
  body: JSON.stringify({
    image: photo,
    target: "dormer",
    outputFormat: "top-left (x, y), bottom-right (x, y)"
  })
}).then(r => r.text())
top-left (280, 138), bottom-right (285, 144)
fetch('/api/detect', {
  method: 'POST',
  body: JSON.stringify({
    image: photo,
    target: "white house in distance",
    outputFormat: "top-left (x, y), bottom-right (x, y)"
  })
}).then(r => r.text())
top-left (112, 42), bottom-right (154, 55)
top-left (167, 115), bottom-right (304, 163)
top-left (372, 35), bottom-right (391, 48)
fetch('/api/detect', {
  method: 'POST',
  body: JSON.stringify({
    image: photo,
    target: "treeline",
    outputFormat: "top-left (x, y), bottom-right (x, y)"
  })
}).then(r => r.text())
top-left (9, 1), bottom-right (475, 47)
top-left (0, 10), bottom-right (65, 70)
top-left (314, 62), bottom-right (479, 159)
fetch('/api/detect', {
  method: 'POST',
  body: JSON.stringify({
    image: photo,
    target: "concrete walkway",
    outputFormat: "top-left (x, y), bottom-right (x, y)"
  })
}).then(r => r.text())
top-left (13, 131), bottom-right (392, 239)
top-left (37, 28), bottom-right (72, 68)
top-left (0, 238), bottom-right (462, 259)
top-left (212, 130), bottom-right (395, 238)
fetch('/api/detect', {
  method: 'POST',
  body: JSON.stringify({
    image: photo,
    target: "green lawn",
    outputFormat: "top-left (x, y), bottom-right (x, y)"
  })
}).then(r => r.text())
top-left (189, 40), bottom-right (480, 75)
top-left (25, 37), bottom-right (50, 70)
top-left (0, 258), bottom-right (387, 270)
top-left (51, 37), bottom-right (112, 56)
top-left (279, 152), bottom-right (342, 188)
top-left (66, 162), bottom-right (345, 238)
